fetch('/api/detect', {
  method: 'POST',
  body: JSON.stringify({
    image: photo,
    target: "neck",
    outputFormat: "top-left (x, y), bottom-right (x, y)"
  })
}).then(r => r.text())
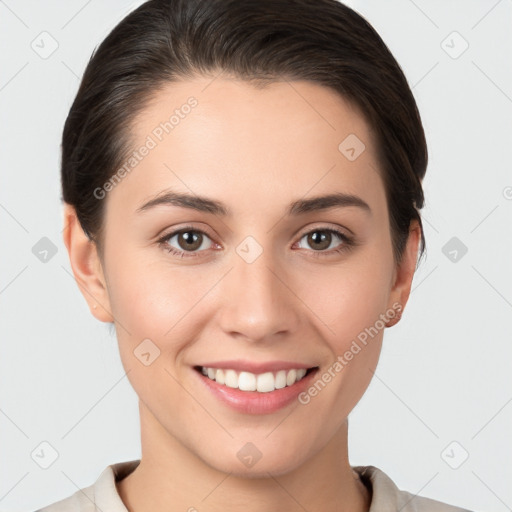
top-left (117, 402), bottom-right (371, 512)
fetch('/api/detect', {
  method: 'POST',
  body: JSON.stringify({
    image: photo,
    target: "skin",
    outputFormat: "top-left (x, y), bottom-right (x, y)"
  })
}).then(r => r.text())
top-left (63, 75), bottom-right (420, 512)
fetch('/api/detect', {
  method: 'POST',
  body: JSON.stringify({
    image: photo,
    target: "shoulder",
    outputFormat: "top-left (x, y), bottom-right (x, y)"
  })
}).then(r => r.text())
top-left (35, 459), bottom-right (141, 512)
top-left (35, 482), bottom-right (96, 512)
top-left (353, 465), bottom-right (474, 512)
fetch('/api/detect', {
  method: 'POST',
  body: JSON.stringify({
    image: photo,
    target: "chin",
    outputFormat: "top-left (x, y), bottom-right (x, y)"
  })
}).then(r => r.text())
top-left (197, 442), bottom-right (309, 479)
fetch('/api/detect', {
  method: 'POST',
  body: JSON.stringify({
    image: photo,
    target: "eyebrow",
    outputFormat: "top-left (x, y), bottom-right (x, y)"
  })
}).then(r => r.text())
top-left (136, 189), bottom-right (372, 217)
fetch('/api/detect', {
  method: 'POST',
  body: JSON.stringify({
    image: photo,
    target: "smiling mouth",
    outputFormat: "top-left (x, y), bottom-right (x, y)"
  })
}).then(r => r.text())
top-left (193, 365), bottom-right (318, 393)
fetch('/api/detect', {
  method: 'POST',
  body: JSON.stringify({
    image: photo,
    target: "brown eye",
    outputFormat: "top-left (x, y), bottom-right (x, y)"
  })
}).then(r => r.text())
top-left (306, 230), bottom-right (333, 251)
top-left (158, 227), bottom-right (214, 258)
top-left (176, 230), bottom-right (203, 251)
top-left (297, 228), bottom-right (349, 253)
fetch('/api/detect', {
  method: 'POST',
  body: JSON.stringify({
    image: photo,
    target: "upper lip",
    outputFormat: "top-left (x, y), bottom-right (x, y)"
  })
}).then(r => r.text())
top-left (195, 360), bottom-right (318, 374)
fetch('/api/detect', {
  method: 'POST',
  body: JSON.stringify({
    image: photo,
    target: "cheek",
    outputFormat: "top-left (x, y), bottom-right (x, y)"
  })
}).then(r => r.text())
top-left (300, 255), bottom-right (393, 346)
top-left (108, 267), bottom-right (171, 335)
top-left (312, 248), bottom-right (393, 407)
top-left (105, 255), bottom-right (217, 352)
top-left (105, 260), bottom-right (207, 403)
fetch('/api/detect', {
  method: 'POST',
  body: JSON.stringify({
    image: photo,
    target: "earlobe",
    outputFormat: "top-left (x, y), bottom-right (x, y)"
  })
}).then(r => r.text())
top-left (62, 203), bottom-right (114, 323)
top-left (386, 219), bottom-right (421, 327)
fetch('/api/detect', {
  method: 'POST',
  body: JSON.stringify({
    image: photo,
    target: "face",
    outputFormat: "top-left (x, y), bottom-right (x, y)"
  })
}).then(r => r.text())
top-left (66, 75), bottom-right (419, 477)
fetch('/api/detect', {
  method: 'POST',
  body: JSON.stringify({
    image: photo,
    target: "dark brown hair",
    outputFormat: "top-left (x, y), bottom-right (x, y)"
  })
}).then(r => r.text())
top-left (61, 0), bottom-right (427, 266)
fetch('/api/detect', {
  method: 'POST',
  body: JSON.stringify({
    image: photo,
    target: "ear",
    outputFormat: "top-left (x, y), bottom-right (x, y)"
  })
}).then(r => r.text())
top-left (386, 219), bottom-right (421, 327)
top-left (62, 203), bottom-right (114, 323)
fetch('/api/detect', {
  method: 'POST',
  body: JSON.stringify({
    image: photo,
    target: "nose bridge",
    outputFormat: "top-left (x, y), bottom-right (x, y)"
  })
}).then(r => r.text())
top-left (218, 237), bottom-right (299, 342)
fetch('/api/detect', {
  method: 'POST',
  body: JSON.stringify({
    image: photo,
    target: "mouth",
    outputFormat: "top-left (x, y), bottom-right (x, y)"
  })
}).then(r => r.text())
top-left (192, 363), bottom-right (319, 414)
top-left (193, 365), bottom-right (318, 393)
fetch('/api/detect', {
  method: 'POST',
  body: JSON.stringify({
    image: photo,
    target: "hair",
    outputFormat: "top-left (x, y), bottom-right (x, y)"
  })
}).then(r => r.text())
top-left (61, 0), bottom-right (427, 267)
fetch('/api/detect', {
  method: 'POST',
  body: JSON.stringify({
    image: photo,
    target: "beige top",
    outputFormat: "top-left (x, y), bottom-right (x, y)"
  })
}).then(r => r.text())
top-left (36, 459), bottom-right (473, 511)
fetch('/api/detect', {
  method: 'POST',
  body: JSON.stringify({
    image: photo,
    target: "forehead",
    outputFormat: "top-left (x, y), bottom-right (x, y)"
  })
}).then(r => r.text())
top-left (108, 75), bottom-right (385, 217)
top-left (136, 75), bottom-right (376, 150)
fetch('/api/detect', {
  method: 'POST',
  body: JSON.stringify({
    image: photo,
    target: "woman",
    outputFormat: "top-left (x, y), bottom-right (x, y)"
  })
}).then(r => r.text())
top-left (37, 0), bottom-right (472, 510)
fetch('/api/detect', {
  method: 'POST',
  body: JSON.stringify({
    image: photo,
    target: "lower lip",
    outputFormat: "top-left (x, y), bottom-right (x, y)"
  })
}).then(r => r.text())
top-left (194, 367), bottom-right (318, 415)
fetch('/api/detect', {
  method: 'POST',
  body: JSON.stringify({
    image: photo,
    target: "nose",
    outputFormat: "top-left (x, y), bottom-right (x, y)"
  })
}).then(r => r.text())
top-left (217, 244), bottom-right (302, 344)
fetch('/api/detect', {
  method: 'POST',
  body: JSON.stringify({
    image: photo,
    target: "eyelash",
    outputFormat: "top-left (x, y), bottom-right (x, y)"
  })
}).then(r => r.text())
top-left (156, 225), bottom-right (355, 259)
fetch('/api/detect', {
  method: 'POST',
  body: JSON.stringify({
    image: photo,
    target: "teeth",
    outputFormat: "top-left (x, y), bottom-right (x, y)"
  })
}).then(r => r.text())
top-left (286, 369), bottom-right (297, 386)
top-left (216, 369), bottom-right (225, 385)
top-left (200, 366), bottom-right (309, 392)
top-left (238, 371), bottom-right (256, 391)
top-left (225, 369), bottom-right (238, 388)
top-left (275, 370), bottom-right (287, 389)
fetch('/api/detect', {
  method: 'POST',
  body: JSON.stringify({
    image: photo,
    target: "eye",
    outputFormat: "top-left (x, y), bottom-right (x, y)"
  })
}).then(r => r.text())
top-left (157, 226), bottom-right (215, 258)
top-left (157, 225), bottom-right (355, 259)
top-left (295, 227), bottom-right (354, 256)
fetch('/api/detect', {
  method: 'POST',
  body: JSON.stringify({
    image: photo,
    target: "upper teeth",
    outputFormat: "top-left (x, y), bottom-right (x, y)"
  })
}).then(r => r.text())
top-left (200, 367), bottom-right (308, 392)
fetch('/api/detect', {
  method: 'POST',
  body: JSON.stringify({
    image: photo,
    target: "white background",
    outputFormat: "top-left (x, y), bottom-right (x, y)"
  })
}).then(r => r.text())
top-left (1, 1), bottom-right (511, 511)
